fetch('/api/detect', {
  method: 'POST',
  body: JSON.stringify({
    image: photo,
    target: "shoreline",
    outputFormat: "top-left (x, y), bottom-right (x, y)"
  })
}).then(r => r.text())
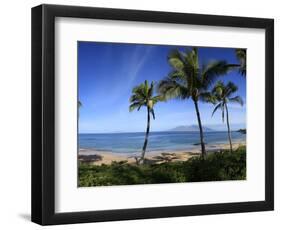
top-left (78, 141), bottom-right (246, 165)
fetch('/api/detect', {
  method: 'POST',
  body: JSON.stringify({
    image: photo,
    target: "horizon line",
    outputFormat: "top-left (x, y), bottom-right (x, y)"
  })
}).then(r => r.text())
top-left (79, 129), bottom-right (246, 135)
top-left (79, 123), bottom-right (246, 134)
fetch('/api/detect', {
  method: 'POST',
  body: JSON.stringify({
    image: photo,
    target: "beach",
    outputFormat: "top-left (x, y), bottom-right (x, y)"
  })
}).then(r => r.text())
top-left (78, 141), bottom-right (246, 165)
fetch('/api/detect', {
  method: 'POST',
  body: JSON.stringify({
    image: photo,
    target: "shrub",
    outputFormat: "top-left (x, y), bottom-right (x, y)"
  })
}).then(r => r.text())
top-left (78, 146), bottom-right (246, 187)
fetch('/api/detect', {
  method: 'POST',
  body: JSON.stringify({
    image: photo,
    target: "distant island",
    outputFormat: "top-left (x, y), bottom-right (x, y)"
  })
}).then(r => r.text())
top-left (168, 125), bottom-right (215, 132)
top-left (237, 129), bottom-right (246, 134)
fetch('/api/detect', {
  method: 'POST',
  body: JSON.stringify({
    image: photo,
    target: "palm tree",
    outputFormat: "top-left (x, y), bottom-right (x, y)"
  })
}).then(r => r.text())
top-left (235, 49), bottom-right (246, 77)
top-left (78, 101), bottom-right (82, 117)
top-left (158, 48), bottom-right (231, 157)
top-left (78, 101), bottom-right (82, 108)
top-left (129, 80), bottom-right (162, 164)
top-left (211, 81), bottom-right (244, 153)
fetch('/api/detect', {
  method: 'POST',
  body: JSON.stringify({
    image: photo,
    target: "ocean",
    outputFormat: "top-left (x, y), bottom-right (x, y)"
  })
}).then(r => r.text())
top-left (79, 131), bottom-right (246, 155)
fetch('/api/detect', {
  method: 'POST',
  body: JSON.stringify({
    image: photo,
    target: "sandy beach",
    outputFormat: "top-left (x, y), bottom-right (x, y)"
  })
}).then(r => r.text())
top-left (78, 141), bottom-right (246, 165)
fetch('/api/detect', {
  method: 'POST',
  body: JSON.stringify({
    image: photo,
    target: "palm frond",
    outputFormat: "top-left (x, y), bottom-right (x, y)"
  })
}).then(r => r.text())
top-left (185, 47), bottom-right (199, 72)
top-left (129, 94), bottom-right (145, 104)
top-left (225, 81), bottom-right (238, 96)
top-left (151, 95), bottom-right (166, 103)
top-left (201, 60), bottom-right (230, 89)
top-left (229, 96), bottom-right (244, 106)
top-left (212, 103), bottom-right (222, 117)
top-left (199, 92), bottom-right (216, 104)
top-left (236, 49), bottom-right (246, 60)
top-left (235, 48), bottom-right (246, 76)
top-left (168, 49), bottom-right (186, 71)
top-left (144, 80), bottom-right (149, 95)
top-left (148, 81), bottom-right (154, 98)
top-left (168, 70), bottom-right (187, 83)
top-left (129, 102), bottom-right (143, 112)
top-left (158, 78), bottom-right (189, 100)
top-left (131, 85), bottom-right (146, 100)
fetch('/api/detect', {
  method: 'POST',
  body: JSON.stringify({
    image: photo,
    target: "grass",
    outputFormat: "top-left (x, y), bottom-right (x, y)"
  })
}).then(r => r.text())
top-left (78, 146), bottom-right (246, 187)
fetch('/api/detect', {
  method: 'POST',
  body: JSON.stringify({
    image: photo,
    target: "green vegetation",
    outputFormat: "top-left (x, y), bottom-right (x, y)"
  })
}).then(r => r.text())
top-left (235, 48), bottom-right (246, 77)
top-left (158, 48), bottom-right (232, 157)
top-left (211, 81), bottom-right (244, 153)
top-left (129, 80), bottom-right (163, 164)
top-left (79, 146), bottom-right (246, 187)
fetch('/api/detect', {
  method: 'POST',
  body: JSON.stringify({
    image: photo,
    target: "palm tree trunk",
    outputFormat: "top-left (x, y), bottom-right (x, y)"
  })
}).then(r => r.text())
top-left (225, 104), bottom-right (233, 154)
top-left (194, 100), bottom-right (206, 157)
top-left (140, 107), bottom-right (150, 164)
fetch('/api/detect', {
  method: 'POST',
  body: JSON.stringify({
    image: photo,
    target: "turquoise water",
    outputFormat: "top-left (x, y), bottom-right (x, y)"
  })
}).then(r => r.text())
top-left (79, 131), bottom-right (246, 155)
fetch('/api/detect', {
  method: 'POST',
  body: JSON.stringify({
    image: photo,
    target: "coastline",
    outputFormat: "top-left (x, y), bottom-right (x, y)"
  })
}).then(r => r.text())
top-left (78, 141), bottom-right (246, 165)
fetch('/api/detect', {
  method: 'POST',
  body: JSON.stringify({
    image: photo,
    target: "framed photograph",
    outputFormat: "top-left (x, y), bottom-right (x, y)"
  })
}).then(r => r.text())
top-left (31, 4), bottom-right (274, 225)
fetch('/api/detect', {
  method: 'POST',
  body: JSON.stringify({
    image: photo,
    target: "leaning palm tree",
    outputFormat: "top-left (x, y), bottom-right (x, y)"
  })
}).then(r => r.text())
top-left (158, 48), bottom-right (232, 157)
top-left (129, 80), bottom-right (162, 164)
top-left (211, 81), bottom-right (244, 153)
top-left (235, 48), bottom-right (246, 77)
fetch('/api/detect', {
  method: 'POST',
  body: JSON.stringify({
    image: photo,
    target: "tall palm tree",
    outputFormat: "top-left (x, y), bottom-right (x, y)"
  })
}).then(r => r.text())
top-left (235, 49), bottom-right (246, 77)
top-left (129, 80), bottom-right (162, 164)
top-left (211, 81), bottom-right (244, 153)
top-left (158, 48), bottom-right (231, 157)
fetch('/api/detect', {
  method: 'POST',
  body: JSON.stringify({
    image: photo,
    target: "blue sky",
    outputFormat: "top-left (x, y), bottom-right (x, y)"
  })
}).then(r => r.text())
top-left (78, 42), bottom-right (246, 133)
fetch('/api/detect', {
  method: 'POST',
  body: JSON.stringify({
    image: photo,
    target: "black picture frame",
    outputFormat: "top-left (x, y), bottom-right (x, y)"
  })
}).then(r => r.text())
top-left (31, 4), bottom-right (274, 225)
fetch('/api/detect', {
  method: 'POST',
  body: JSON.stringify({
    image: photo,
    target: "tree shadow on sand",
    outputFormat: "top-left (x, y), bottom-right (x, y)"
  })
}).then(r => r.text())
top-left (143, 153), bottom-right (181, 164)
top-left (78, 154), bottom-right (103, 163)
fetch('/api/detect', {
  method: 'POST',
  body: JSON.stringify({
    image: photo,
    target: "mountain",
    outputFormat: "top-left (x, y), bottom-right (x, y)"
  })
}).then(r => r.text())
top-left (206, 123), bottom-right (246, 131)
top-left (168, 125), bottom-right (214, 132)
